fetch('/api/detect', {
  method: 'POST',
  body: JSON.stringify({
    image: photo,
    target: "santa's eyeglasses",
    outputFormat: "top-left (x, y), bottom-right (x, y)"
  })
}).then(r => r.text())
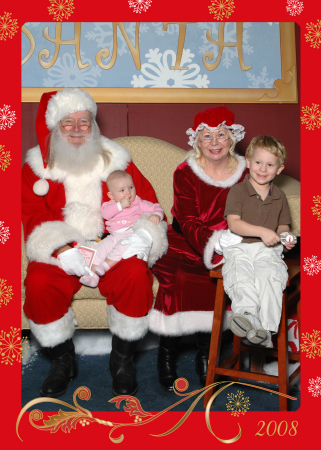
top-left (61, 118), bottom-right (91, 131)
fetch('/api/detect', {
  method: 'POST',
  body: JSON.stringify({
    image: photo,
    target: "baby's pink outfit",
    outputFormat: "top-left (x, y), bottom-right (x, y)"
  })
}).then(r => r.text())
top-left (79, 196), bottom-right (164, 287)
top-left (95, 195), bottom-right (164, 264)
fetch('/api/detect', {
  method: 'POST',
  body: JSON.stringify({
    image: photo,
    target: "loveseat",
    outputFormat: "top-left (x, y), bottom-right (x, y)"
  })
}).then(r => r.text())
top-left (21, 136), bottom-right (300, 333)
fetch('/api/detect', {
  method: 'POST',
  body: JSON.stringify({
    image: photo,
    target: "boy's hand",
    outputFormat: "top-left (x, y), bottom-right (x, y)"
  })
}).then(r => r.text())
top-left (260, 228), bottom-right (281, 247)
top-left (148, 214), bottom-right (160, 225)
top-left (284, 243), bottom-right (296, 251)
top-left (120, 198), bottom-right (131, 209)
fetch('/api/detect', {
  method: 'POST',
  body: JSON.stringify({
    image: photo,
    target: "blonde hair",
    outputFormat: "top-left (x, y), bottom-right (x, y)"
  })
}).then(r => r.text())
top-left (184, 127), bottom-right (238, 172)
top-left (246, 135), bottom-right (286, 166)
top-left (106, 170), bottom-right (133, 190)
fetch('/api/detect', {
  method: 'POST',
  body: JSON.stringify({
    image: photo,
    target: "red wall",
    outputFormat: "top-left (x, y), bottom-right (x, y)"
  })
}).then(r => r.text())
top-left (21, 101), bottom-right (301, 181)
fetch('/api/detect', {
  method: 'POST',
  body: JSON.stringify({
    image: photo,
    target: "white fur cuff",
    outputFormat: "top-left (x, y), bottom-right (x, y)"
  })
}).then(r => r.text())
top-left (26, 220), bottom-right (85, 266)
top-left (107, 305), bottom-right (149, 341)
top-left (132, 213), bottom-right (168, 268)
top-left (203, 229), bottom-right (225, 270)
top-left (29, 308), bottom-right (77, 348)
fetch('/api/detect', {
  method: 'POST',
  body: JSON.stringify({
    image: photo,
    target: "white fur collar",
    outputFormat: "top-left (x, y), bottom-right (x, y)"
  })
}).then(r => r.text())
top-left (186, 154), bottom-right (246, 188)
top-left (25, 136), bottom-right (132, 182)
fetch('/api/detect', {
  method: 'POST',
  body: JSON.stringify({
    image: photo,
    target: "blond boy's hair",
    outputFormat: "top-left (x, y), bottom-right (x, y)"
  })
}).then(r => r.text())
top-left (106, 170), bottom-right (132, 190)
top-left (246, 135), bottom-right (287, 166)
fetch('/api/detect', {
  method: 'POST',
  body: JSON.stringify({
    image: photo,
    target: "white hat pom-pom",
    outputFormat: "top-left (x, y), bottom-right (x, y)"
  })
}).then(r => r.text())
top-left (33, 179), bottom-right (49, 196)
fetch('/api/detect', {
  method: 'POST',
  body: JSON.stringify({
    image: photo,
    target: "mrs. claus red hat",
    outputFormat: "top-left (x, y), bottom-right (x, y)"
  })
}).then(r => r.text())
top-left (186, 106), bottom-right (245, 147)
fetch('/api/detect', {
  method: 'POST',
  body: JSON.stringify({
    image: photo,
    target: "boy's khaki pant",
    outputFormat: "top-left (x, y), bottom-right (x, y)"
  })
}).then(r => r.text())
top-left (222, 242), bottom-right (288, 333)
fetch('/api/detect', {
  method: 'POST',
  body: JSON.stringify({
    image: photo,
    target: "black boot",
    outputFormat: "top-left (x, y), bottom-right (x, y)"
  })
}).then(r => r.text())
top-left (157, 335), bottom-right (181, 391)
top-left (195, 332), bottom-right (211, 387)
top-left (40, 339), bottom-right (78, 398)
top-left (109, 335), bottom-right (138, 396)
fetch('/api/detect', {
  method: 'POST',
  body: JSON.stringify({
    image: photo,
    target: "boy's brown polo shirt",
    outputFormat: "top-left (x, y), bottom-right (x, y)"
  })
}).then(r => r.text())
top-left (224, 174), bottom-right (292, 244)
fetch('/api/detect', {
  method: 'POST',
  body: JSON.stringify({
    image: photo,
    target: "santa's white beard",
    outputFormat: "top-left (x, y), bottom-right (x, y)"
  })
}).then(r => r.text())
top-left (49, 123), bottom-right (103, 174)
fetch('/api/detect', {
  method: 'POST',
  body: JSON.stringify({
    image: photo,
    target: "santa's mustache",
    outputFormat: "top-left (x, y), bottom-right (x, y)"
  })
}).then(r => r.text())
top-left (66, 132), bottom-right (88, 137)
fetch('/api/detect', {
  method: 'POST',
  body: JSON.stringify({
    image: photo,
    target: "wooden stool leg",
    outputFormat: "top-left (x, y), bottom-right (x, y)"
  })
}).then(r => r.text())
top-left (229, 335), bottom-right (242, 381)
top-left (278, 292), bottom-right (289, 411)
top-left (203, 279), bottom-right (227, 408)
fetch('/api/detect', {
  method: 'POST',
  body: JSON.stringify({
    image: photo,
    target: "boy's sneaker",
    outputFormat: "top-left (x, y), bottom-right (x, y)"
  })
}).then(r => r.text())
top-left (262, 331), bottom-right (273, 348)
top-left (229, 312), bottom-right (267, 345)
top-left (242, 331), bottom-right (273, 349)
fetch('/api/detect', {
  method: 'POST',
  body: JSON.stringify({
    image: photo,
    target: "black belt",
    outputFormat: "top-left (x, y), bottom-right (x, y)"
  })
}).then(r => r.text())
top-left (172, 216), bottom-right (183, 235)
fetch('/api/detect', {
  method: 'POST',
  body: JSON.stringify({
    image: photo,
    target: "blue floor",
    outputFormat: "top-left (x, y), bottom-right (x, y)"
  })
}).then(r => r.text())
top-left (21, 331), bottom-right (300, 413)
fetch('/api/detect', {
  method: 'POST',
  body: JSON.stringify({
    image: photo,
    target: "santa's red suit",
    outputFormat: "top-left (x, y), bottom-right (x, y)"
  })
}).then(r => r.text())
top-left (22, 89), bottom-right (167, 350)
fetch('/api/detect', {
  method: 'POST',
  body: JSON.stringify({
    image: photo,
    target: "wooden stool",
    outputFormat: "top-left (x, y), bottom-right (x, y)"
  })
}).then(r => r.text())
top-left (203, 259), bottom-right (300, 411)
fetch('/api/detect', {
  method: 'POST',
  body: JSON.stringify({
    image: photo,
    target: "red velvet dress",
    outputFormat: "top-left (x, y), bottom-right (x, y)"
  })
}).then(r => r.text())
top-left (149, 155), bottom-right (247, 336)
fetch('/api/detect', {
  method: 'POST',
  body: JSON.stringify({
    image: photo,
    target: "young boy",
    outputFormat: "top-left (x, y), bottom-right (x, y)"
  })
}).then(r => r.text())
top-left (221, 136), bottom-right (296, 348)
top-left (80, 170), bottom-right (164, 287)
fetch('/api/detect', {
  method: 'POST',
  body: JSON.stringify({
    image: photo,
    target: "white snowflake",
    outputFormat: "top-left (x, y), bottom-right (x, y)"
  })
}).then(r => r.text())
top-left (152, 22), bottom-right (179, 37)
top-left (85, 22), bottom-right (149, 58)
top-left (43, 51), bottom-right (102, 88)
top-left (23, 22), bottom-right (41, 28)
top-left (0, 221), bottom-right (10, 244)
top-left (286, 0), bottom-right (304, 16)
top-left (129, 0), bottom-right (152, 13)
top-left (246, 66), bottom-right (275, 88)
top-left (303, 255), bottom-right (321, 276)
top-left (0, 105), bottom-right (16, 130)
top-left (131, 48), bottom-right (210, 88)
top-left (198, 22), bottom-right (253, 69)
top-left (308, 377), bottom-right (321, 397)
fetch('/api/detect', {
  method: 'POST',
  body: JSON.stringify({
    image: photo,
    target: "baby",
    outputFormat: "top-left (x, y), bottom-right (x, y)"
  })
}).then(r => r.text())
top-left (80, 170), bottom-right (164, 287)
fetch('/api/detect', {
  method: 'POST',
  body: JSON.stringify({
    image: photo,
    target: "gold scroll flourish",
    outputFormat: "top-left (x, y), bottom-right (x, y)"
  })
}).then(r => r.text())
top-left (16, 380), bottom-right (297, 443)
top-left (21, 25), bottom-right (35, 66)
top-left (259, 23), bottom-right (297, 103)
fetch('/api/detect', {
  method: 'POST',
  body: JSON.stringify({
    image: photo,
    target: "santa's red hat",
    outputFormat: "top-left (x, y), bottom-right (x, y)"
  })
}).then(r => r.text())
top-left (33, 88), bottom-right (97, 196)
top-left (186, 106), bottom-right (245, 147)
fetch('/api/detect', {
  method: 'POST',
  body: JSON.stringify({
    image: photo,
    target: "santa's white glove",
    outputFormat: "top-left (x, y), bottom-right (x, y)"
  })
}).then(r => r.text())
top-left (219, 229), bottom-right (243, 250)
top-left (121, 228), bottom-right (153, 262)
top-left (57, 248), bottom-right (92, 277)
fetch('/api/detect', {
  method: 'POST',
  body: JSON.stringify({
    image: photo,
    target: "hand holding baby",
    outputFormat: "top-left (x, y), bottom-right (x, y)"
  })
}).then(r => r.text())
top-left (148, 214), bottom-right (160, 225)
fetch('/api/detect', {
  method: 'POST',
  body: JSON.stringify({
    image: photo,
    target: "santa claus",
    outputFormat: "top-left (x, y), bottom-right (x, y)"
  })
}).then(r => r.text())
top-left (22, 88), bottom-right (167, 398)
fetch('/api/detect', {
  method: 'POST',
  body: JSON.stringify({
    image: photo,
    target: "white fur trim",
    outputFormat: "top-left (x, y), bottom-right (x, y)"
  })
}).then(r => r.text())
top-left (149, 309), bottom-right (232, 336)
top-left (186, 154), bottom-right (247, 188)
top-left (186, 121), bottom-right (245, 147)
top-left (26, 221), bottom-right (85, 265)
top-left (203, 229), bottom-right (225, 270)
top-left (132, 213), bottom-right (168, 268)
top-left (33, 178), bottom-right (49, 196)
top-left (28, 308), bottom-right (77, 347)
top-left (46, 89), bottom-right (97, 130)
top-left (107, 305), bottom-right (149, 340)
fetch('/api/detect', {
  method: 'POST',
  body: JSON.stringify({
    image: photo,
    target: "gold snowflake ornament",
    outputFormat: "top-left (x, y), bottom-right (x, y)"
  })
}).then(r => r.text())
top-left (208, 0), bottom-right (235, 20)
top-left (301, 330), bottom-right (321, 359)
top-left (0, 279), bottom-right (13, 307)
top-left (301, 104), bottom-right (321, 130)
top-left (0, 327), bottom-right (28, 365)
top-left (0, 11), bottom-right (18, 41)
top-left (226, 390), bottom-right (250, 416)
top-left (0, 145), bottom-right (11, 171)
top-left (305, 20), bottom-right (321, 49)
top-left (48, 0), bottom-right (75, 21)
top-left (312, 196), bottom-right (321, 221)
